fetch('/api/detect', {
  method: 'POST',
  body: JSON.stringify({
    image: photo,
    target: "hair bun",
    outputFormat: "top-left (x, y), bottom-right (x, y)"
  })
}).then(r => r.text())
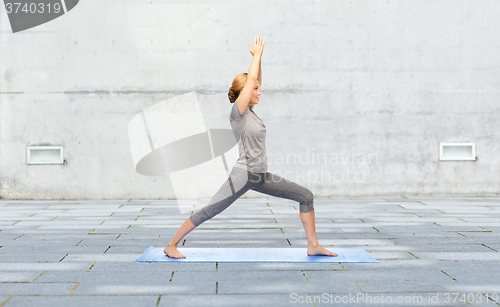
top-left (228, 88), bottom-right (237, 103)
top-left (228, 73), bottom-right (247, 103)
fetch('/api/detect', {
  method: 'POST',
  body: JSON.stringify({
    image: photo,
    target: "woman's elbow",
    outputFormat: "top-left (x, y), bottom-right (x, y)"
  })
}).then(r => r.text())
top-left (246, 73), bottom-right (258, 81)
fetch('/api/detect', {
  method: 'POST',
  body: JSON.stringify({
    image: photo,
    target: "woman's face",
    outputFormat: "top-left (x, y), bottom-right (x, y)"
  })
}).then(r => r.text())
top-left (249, 80), bottom-right (261, 106)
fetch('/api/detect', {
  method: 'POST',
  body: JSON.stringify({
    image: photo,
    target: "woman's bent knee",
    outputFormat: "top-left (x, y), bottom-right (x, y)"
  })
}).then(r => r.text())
top-left (299, 189), bottom-right (314, 213)
top-left (189, 210), bottom-right (210, 227)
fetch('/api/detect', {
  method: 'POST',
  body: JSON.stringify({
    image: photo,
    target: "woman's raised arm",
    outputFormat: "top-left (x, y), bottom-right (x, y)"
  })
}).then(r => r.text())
top-left (236, 36), bottom-right (264, 115)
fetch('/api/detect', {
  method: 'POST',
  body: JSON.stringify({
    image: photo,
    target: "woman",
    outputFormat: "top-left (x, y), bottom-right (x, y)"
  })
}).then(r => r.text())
top-left (164, 36), bottom-right (337, 258)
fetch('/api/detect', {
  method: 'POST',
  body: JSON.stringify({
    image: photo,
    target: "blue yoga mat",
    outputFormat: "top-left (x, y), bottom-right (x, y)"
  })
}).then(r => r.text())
top-left (136, 246), bottom-right (378, 263)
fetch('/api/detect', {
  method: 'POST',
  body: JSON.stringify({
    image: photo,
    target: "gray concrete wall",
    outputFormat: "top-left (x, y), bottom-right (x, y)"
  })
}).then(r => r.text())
top-left (1, 0), bottom-right (499, 200)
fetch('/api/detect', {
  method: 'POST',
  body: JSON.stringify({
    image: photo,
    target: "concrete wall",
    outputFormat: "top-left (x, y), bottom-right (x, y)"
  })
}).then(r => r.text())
top-left (1, 0), bottom-right (499, 200)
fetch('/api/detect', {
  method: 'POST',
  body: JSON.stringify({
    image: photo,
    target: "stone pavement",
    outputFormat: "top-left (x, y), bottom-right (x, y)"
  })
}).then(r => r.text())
top-left (0, 197), bottom-right (500, 306)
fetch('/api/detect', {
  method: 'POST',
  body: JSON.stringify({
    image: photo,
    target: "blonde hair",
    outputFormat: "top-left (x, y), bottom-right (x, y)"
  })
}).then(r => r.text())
top-left (228, 73), bottom-right (247, 103)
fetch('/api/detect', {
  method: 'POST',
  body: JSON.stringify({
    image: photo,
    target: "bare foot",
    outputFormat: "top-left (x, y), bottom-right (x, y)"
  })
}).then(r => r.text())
top-left (307, 245), bottom-right (338, 257)
top-left (164, 244), bottom-right (186, 258)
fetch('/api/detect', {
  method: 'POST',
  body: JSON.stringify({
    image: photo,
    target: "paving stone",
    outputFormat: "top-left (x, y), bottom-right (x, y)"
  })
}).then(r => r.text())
top-left (1, 217), bottom-right (55, 222)
top-left (72, 279), bottom-right (209, 295)
top-left (408, 251), bottom-right (500, 261)
top-left (0, 226), bottom-right (42, 231)
top-left (333, 235), bottom-right (404, 241)
top-left (442, 283), bottom-right (500, 294)
top-left (4, 295), bottom-right (158, 307)
top-left (358, 250), bottom-right (417, 260)
top-left (0, 282), bottom-right (77, 295)
top-left (103, 239), bottom-right (170, 247)
top-left (429, 226), bottom-right (497, 232)
top-left (0, 262), bottom-right (93, 271)
top-left (35, 225), bottom-right (109, 230)
top-left (385, 232), bottom-right (465, 238)
top-left (4, 229), bottom-right (91, 235)
top-left (61, 254), bottom-right (139, 262)
top-left (158, 294), bottom-right (294, 307)
top-left (454, 232), bottom-right (500, 239)
top-left (0, 254), bottom-right (67, 262)
top-left (104, 245), bottom-right (157, 254)
top-left (183, 233), bottom-right (287, 240)
top-left (355, 280), bottom-right (448, 293)
top-left (194, 223), bottom-right (286, 229)
top-left (0, 271), bottom-right (44, 282)
top-left (339, 259), bottom-right (447, 270)
top-left (0, 245), bottom-right (110, 254)
top-left (92, 261), bottom-right (215, 272)
top-left (36, 271), bottom-right (169, 283)
top-left (67, 239), bottom-right (123, 247)
top-left (181, 239), bottom-right (288, 248)
top-left (289, 238), bottom-right (394, 246)
top-left (407, 244), bottom-right (494, 253)
top-left (390, 237), bottom-right (477, 245)
top-left (436, 268), bottom-right (500, 284)
top-left (204, 270), bottom-right (361, 294)
top-left (229, 278), bottom-right (361, 294)
top-left (217, 262), bottom-right (343, 271)
top-left (305, 268), bottom-right (453, 283)
top-left (35, 271), bottom-right (189, 295)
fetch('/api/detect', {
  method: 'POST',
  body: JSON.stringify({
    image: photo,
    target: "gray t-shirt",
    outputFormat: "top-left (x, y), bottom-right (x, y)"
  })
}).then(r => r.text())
top-left (229, 101), bottom-right (268, 173)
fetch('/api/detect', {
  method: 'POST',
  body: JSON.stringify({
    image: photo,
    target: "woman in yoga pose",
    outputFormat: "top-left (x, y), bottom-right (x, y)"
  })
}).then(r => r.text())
top-left (164, 36), bottom-right (337, 259)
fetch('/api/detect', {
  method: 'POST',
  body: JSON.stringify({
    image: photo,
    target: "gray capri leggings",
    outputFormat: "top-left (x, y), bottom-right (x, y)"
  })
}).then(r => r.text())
top-left (189, 166), bottom-right (314, 227)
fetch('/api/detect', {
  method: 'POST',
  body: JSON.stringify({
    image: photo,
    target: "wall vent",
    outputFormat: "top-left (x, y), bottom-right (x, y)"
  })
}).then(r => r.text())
top-left (439, 142), bottom-right (476, 161)
top-left (27, 145), bottom-right (64, 164)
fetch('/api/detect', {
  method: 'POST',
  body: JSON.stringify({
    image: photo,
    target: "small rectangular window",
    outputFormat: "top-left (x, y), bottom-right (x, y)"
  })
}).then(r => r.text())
top-left (27, 146), bottom-right (64, 164)
top-left (439, 142), bottom-right (476, 161)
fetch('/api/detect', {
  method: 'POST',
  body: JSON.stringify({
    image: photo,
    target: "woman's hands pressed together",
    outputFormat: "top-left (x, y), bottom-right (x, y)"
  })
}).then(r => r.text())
top-left (235, 35), bottom-right (264, 115)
